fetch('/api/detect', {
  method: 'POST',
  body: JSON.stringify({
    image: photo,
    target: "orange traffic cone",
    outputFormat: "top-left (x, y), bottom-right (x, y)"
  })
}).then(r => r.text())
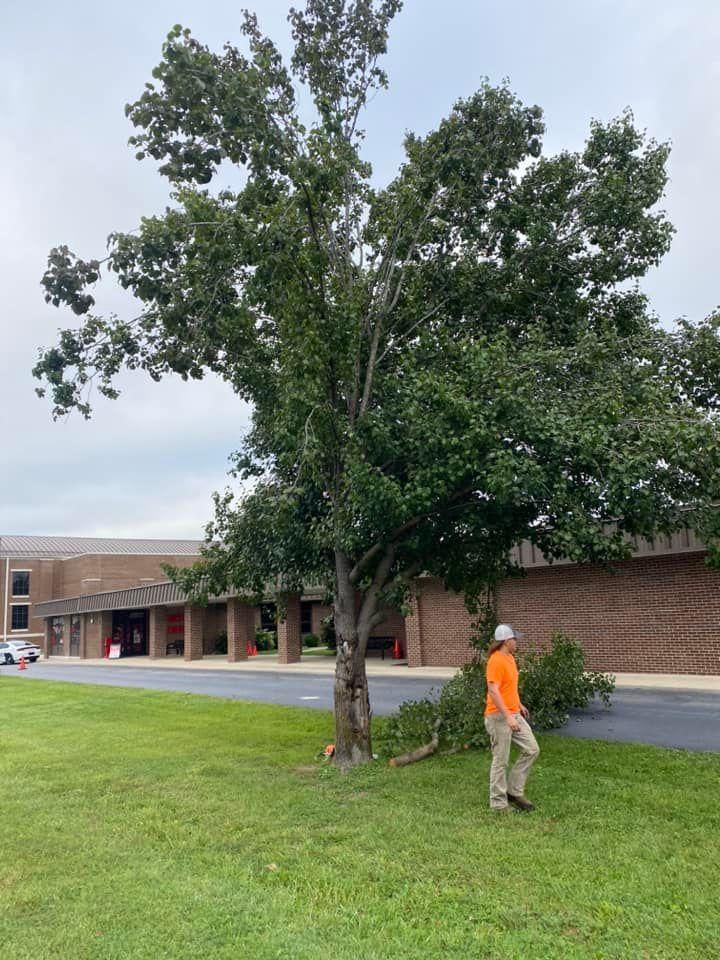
top-left (246, 640), bottom-right (253, 657)
top-left (18, 656), bottom-right (27, 671)
top-left (392, 637), bottom-right (403, 660)
top-left (251, 643), bottom-right (258, 657)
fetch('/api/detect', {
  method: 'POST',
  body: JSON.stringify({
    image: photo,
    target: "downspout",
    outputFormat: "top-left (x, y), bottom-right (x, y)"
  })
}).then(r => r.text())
top-left (3, 557), bottom-right (9, 642)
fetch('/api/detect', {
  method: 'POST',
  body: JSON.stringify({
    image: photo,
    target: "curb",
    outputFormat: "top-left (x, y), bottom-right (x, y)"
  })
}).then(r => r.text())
top-left (33, 659), bottom-right (720, 691)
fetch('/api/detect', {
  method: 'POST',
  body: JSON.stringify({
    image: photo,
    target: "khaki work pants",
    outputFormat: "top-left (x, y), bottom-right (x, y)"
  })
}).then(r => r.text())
top-left (484, 713), bottom-right (540, 809)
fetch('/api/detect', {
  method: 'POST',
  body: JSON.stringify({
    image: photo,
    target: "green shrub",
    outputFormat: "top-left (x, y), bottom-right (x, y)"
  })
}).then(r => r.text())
top-left (435, 665), bottom-right (491, 749)
top-left (303, 633), bottom-right (321, 648)
top-left (254, 628), bottom-right (276, 651)
top-left (519, 634), bottom-right (615, 729)
top-left (319, 615), bottom-right (337, 651)
top-left (375, 633), bottom-right (615, 758)
top-left (213, 631), bottom-right (228, 655)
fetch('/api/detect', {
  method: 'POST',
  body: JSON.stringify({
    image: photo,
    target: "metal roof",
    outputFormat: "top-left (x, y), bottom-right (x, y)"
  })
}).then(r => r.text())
top-left (0, 535), bottom-right (203, 559)
top-left (510, 527), bottom-right (706, 569)
top-left (33, 581), bottom-right (327, 619)
top-left (34, 581), bottom-right (202, 618)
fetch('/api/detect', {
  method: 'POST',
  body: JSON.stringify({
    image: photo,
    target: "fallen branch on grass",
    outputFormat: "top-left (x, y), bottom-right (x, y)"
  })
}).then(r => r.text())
top-left (388, 719), bottom-right (441, 767)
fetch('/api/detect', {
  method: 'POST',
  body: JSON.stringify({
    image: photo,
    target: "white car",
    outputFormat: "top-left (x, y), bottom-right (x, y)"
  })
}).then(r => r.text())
top-left (0, 640), bottom-right (42, 665)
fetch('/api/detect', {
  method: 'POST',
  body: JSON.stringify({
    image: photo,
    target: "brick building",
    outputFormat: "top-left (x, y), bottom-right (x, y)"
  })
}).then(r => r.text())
top-left (0, 536), bottom-right (201, 657)
top-left (407, 531), bottom-right (720, 676)
top-left (3, 531), bottom-right (719, 675)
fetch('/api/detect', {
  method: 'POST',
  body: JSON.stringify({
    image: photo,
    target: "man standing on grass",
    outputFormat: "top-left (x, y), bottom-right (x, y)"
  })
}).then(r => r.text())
top-left (484, 624), bottom-right (540, 812)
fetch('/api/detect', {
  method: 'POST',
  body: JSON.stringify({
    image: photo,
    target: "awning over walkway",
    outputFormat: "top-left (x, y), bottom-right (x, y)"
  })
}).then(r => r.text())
top-left (33, 581), bottom-right (327, 619)
top-left (33, 581), bottom-right (198, 618)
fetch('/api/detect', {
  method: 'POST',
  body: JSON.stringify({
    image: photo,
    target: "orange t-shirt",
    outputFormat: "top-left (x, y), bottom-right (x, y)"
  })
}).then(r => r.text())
top-left (485, 650), bottom-right (521, 716)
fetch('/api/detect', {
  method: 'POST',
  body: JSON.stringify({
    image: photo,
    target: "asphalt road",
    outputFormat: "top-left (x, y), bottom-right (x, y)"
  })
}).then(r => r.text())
top-left (556, 687), bottom-right (720, 753)
top-left (1, 663), bottom-right (446, 718)
top-left (3, 663), bottom-right (720, 752)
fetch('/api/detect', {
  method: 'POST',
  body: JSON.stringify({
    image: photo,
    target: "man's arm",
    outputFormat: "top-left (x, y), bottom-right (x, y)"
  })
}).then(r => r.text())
top-left (487, 682), bottom-right (520, 731)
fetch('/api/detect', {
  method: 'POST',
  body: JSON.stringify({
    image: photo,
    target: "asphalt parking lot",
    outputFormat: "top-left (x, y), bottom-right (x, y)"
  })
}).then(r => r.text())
top-left (3, 661), bottom-right (719, 752)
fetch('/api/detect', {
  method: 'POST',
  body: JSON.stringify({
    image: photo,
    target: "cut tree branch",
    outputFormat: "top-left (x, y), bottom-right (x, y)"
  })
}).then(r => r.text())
top-left (389, 718), bottom-right (441, 767)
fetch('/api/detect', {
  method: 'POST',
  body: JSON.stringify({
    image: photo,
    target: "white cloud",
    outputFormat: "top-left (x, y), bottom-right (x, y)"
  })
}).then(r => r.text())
top-left (2, 0), bottom-right (719, 536)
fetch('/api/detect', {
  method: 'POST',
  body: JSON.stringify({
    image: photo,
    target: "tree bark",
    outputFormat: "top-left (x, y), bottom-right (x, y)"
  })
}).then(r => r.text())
top-left (388, 741), bottom-right (438, 767)
top-left (333, 551), bottom-right (373, 770)
top-left (388, 719), bottom-right (441, 767)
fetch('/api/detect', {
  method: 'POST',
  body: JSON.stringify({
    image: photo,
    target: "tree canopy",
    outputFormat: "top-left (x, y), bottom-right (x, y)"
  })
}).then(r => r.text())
top-left (35, 1), bottom-right (720, 767)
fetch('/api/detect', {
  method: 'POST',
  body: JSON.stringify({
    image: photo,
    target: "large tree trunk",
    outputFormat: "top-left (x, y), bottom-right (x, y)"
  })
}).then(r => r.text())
top-left (332, 551), bottom-right (373, 770)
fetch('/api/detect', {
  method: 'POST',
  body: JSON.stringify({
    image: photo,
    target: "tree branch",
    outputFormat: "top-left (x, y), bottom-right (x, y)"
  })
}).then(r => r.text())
top-left (358, 189), bottom-right (442, 417)
top-left (382, 187), bottom-right (441, 316)
top-left (375, 299), bottom-right (448, 367)
top-left (349, 488), bottom-right (476, 586)
top-left (357, 544), bottom-right (397, 636)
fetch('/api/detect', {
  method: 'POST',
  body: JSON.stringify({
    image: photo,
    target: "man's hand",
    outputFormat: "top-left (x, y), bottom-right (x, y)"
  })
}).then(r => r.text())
top-left (507, 715), bottom-right (521, 732)
top-left (520, 704), bottom-right (530, 719)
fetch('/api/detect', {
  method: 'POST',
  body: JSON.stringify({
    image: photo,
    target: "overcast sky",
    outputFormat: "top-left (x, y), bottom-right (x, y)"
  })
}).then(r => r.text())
top-left (1, 1), bottom-right (719, 539)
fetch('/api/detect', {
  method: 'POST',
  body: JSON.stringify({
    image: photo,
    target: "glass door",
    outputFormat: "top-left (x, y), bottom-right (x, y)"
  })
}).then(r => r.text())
top-left (50, 617), bottom-right (64, 655)
top-left (112, 610), bottom-right (148, 657)
top-left (128, 610), bottom-right (147, 656)
top-left (70, 616), bottom-right (81, 656)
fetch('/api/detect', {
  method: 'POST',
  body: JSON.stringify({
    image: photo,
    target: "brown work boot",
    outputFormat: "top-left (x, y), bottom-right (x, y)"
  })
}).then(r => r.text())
top-left (507, 793), bottom-right (535, 812)
top-left (491, 805), bottom-right (511, 813)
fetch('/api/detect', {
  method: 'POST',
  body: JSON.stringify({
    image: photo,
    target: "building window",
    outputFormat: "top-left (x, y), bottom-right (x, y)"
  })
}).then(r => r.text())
top-left (11, 606), bottom-right (29, 630)
top-left (12, 571), bottom-right (30, 597)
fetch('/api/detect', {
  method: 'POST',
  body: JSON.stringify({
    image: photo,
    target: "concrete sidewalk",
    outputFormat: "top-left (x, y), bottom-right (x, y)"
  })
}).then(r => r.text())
top-left (38, 655), bottom-right (720, 690)
top-left (41, 655), bottom-right (458, 680)
top-left (611, 672), bottom-right (720, 692)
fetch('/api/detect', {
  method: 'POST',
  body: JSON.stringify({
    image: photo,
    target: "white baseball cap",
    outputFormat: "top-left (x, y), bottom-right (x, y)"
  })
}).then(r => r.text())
top-left (494, 623), bottom-right (522, 643)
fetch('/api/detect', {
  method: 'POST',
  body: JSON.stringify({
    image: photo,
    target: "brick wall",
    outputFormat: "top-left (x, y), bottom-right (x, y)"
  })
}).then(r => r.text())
top-left (278, 596), bottom-right (302, 664)
top-left (2, 551), bottom-right (199, 641)
top-left (496, 552), bottom-right (720, 675)
top-left (57, 554), bottom-right (197, 599)
top-left (411, 553), bottom-right (720, 675)
top-left (405, 594), bottom-right (422, 668)
top-left (149, 607), bottom-right (168, 659)
top-left (0, 558), bottom-right (58, 642)
top-left (311, 603), bottom-right (332, 636)
top-left (16, 545), bottom-right (719, 675)
top-left (58, 556), bottom-right (102, 598)
top-left (227, 599), bottom-right (252, 662)
top-left (413, 579), bottom-right (477, 668)
top-left (184, 604), bottom-right (205, 661)
top-left (81, 611), bottom-right (113, 659)
top-left (370, 611), bottom-right (406, 644)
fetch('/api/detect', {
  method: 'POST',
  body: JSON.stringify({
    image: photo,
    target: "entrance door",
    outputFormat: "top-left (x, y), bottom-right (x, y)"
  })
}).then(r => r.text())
top-left (111, 610), bottom-right (148, 656)
top-left (50, 617), bottom-right (64, 655)
top-left (70, 615), bottom-right (81, 657)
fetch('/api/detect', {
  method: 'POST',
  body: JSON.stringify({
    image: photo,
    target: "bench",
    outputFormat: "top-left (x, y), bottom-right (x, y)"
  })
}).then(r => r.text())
top-left (366, 637), bottom-right (394, 660)
top-left (166, 639), bottom-right (184, 656)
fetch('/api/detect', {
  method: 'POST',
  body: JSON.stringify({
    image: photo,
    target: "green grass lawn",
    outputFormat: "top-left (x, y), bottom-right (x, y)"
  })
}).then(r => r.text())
top-left (1, 679), bottom-right (718, 960)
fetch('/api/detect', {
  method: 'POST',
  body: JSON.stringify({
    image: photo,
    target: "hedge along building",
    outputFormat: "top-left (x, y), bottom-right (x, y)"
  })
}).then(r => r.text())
top-left (7, 531), bottom-right (720, 676)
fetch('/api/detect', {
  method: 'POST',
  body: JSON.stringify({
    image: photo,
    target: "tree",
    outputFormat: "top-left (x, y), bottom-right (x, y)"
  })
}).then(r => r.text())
top-left (35, 1), bottom-right (720, 769)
